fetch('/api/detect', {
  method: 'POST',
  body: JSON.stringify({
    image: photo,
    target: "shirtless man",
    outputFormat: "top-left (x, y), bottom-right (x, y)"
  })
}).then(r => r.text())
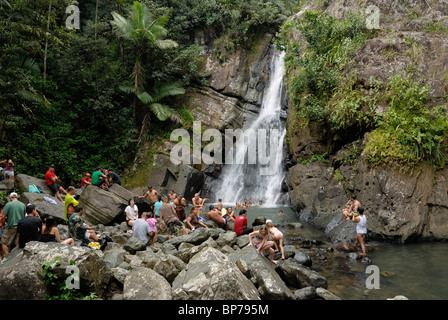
top-left (138, 185), bottom-right (159, 213)
top-left (342, 194), bottom-right (362, 221)
top-left (192, 193), bottom-right (203, 212)
top-left (173, 194), bottom-right (187, 221)
top-left (207, 205), bottom-right (227, 228)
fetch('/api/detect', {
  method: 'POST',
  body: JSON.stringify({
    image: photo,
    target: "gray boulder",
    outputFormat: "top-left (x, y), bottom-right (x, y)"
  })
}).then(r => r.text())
top-left (79, 184), bottom-right (132, 225)
top-left (15, 174), bottom-right (52, 195)
top-left (123, 237), bottom-right (147, 254)
top-left (123, 267), bottom-right (172, 300)
top-left (276, 259), bottom-right (327, 289)
top-left (172, 247), bottom-right (260, 300)
top-left (20, 192), bottom-right (65, 224)
top-left (0, 242), bottom-right (110, 299)
top-left (229, 246), bottom-right (295, 300)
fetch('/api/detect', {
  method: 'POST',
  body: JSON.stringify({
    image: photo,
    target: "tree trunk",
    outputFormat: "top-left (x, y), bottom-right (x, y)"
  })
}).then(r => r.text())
top-left (43, 3), bottom-right (52, 83)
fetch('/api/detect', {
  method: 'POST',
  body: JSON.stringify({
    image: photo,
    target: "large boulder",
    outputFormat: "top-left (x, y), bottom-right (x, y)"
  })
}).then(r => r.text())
top-left (275, 259), bottom-right (327, 289)
top-left (20, 192), bottom-right (65, 225)
top-left (123, 267), bottom-right (172, 300)
top-left (172, 247), bottom-right (260, 300)
top-left (14, 174), bottom-right (52, 195)
top-left (0, 242), bottom-right (110, 299)
top-left (229, 246), bottom-right (295, 300)
top-left (79, 184), bottom-right (132, 225)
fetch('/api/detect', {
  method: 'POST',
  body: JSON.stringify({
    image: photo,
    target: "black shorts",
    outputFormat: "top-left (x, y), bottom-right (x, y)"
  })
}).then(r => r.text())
top-left (48, 183), bottom-right (60, 193)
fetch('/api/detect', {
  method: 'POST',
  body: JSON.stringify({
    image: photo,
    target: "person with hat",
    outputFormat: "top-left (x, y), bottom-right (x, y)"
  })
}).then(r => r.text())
top-left (80, 173), bottom-right (92, 190)
top-left (1, 192), bottom-right (26, 258)
top-left (45, 164), bottom-right (68, 202)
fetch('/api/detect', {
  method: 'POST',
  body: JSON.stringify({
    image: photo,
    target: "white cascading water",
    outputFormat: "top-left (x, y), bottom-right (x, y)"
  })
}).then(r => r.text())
top-left (213, 48), bottom-right (287, 207)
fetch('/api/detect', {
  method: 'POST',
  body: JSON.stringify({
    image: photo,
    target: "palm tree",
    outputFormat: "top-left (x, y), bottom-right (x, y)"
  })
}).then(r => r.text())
top-left (111, 1), bottom-right (178, 93)
top-left (111, 1), bottom-right (186, 145)
top-left (120, 81), bottom-right (186, 144)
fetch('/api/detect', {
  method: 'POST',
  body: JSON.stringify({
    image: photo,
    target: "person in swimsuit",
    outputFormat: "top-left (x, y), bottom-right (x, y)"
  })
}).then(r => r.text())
top-left (247, 224), bottom-right (277, 265)
top-left (352, 207), bottom-right (367, 256)
top-left (266, 219), bottom-right (285, 260)
top-left (192, 193), bottom-right (203, 212)
top-left (41, 215), bottom-right (74, 245)
top-left (173, 194), bottom-right (187, 221)
top-left (207, 205), bottom-right (227, 228)
top-left (342, 194), bottom-right (361, 221)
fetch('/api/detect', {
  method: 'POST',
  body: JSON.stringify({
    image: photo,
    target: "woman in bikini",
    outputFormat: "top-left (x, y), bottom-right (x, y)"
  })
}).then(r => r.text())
top-left (266, 219), bottom-right (285, 260)
top-left (247, 224), bottom-right (277, 265)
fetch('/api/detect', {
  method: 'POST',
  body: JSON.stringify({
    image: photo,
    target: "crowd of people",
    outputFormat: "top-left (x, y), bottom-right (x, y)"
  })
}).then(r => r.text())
top-left (0, 159), bottom-right (368, 264)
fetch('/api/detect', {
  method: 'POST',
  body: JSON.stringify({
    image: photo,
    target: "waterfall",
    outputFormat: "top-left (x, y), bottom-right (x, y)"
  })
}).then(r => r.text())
top-left (212, 48), bottom-right (288, 207)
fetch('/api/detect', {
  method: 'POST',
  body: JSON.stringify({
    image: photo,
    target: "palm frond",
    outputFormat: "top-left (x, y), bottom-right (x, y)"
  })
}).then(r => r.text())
top-left (149, 103), bottom-right (173, 121)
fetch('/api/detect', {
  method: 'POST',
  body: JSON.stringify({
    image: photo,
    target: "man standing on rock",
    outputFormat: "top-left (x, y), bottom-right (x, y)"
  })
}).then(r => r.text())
top-left (1, 192), bottom-right (26, 258)
top-left (138, 184), bottom-right (159, 213)
top-left (173, 194), bottom-right (187, 221)
top-left (159, 196), bottom-right (188, 239)
top-left (352, 207), bottom-right (367, 256)
top-left (192, 193), bottom-right (203, 212)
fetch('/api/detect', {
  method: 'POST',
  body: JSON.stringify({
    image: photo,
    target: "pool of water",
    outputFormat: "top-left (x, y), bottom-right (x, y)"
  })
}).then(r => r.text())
top-left (219, 205), bottom-right (448, 300)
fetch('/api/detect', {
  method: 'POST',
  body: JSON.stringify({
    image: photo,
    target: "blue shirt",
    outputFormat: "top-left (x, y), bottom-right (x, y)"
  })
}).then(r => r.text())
top-left (154, 201), bottom-right (163, 217)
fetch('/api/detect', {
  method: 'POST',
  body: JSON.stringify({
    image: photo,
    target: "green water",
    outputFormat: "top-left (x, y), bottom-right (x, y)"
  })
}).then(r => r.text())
top-left (226, 205), bottom-right (448, 300)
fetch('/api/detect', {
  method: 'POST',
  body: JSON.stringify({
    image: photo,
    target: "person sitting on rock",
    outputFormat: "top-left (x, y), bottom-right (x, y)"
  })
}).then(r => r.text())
top-left (207, 205), bottom-right (227, 228)
top-left (64, 186), bottom-right (79, 222)
top-left (158, 196), bottom-right (188, 239)
top-left (234, 209), bottom-right (252, 236)
top-left (342, 194), bottom-right (361, 221)
top-left (40, 215), bottom-right (74, 245)
top-left (132, 211), bottom-right (152, 244)
top-left (107, 168), bottom-right (122, 187)
top-left (185, 206), bottom-right (208, 231)
top-left (266, 219), bottom-right (285, 260)
top-left (68, 206), bottom-right (99, 245)
top-left (45, 164), bottom-right (68, 202)
top-left (91, 167), bottom-right (108, 190)
top-left (247, 224), bottom-right (277, 265)
top-left (80, 173), bottom-right (91, 190)
top-left (145, 211), bottom-right (158, 246)
top-left (125, 197), bottom-right (138, 227)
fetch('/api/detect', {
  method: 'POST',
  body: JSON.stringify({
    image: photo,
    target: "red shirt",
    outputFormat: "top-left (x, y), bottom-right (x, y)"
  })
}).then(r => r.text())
top-left (81, 177), bottom-right (91, 188)
top-left (234, 215), bottom-right (248, 236)
top-left (45, 170), bottom-right (56, 185)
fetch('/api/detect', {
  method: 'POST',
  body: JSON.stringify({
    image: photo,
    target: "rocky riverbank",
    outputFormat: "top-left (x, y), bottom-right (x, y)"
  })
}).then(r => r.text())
top-left (0, 218), bottom-right (346, 300)
top-left (0, 173), bottom-right (350, 300)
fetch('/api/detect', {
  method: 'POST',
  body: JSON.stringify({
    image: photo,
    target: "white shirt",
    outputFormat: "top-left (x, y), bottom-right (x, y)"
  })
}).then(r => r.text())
top-left (125, 205), bottom-right (138, 220)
